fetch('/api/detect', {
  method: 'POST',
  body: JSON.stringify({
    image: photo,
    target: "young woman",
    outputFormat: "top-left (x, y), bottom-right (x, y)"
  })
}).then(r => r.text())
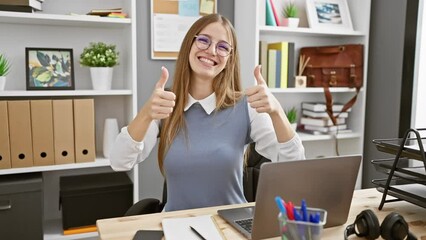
top-left (110, 14), bottom-right (305, 211)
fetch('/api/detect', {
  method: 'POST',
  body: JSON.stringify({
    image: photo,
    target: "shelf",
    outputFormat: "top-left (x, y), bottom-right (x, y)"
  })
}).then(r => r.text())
top-left (0, 158), bottom-right (111, 175)
top-left (373, 182), bottom-right (426, 208)
top-left (372, 128), bottom-right (426, 210)
top-left (270, 87), bottom-right (363, 93)
top-left (0, 90), bottom-right (133, 97)
top-left (259, 25), bottom-right (365, 37)
top-left (0, 11), bottom-right (131, 28)
top-left (44, 219), bottom-right (98, 240)
top-left (373, 137), bottom-right (426, 161)
top-left (0, 1), bottom-right (139, 239)
top-left (298, 131), bottom-right (361, 141)
top-left (371, 158), bottom-right (426, 181)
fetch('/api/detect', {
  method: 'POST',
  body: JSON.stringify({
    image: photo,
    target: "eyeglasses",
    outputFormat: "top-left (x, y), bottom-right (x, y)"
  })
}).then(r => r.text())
top-left (193, 34), bottom-right (233, 57)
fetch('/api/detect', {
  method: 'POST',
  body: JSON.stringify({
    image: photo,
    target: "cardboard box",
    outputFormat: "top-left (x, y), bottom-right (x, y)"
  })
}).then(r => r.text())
top-left (60, 172), bottom-right (133, 229)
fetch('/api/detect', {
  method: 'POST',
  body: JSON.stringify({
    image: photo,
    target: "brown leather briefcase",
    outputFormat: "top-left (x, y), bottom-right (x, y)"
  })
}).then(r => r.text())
top-left (300, 44), bottom-right (364, 88)
top-left (299, 44), bottom-right (364, 125)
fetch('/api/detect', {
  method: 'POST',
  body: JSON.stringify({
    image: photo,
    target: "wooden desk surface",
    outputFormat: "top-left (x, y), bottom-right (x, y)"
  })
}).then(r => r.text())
top-left (97, 188), bottom-right (426, 240)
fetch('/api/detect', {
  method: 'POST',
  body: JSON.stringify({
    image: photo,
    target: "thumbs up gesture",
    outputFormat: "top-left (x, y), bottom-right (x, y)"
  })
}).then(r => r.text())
top-left (245, 65), bottom-right (280, 114)
top-left (142, 66), bottom-right (176, 120)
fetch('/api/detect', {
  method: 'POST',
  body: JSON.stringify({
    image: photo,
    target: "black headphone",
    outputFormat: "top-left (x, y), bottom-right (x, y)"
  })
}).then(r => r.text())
top-left (344, 209), bottom-right (417, 240)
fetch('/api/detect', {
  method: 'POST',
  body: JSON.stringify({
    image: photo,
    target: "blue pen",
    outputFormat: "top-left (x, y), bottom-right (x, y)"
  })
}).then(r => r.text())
top-left (274, 196), bottom-right (287, 216)
top-left (309, 212), bottom-right (321, 224)
top-left (309, 212), bottom-right (321, 238)
top-left (301, 199), bottom-right (308, 222)
top-left (293, 207), bottom-right (307, 240)
top-left (293, 208), bottom-right (302, 221)
top-left (274, 197), bottom-right (289, 240)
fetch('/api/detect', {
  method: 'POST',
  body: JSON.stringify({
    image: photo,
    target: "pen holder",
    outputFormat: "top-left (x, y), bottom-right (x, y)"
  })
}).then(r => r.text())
top-left (278, 207), bottom-right (327, 240)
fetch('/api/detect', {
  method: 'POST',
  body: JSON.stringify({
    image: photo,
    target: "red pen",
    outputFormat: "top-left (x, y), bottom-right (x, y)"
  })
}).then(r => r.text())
top-left (284, 201), bottom-right (295, 220)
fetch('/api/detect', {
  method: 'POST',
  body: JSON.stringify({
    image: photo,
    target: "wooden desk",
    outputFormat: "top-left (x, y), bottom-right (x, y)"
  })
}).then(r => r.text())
top-left (97, 188), bottom-right (426, 240)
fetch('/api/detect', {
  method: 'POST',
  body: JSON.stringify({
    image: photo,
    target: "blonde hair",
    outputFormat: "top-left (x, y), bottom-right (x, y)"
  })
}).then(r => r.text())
top-left (158, 14), bottom-right (243, 173)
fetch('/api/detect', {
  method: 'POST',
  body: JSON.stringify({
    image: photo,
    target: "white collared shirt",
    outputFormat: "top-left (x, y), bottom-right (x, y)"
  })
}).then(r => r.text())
top-left (110, 93), bottom-right (305, 171)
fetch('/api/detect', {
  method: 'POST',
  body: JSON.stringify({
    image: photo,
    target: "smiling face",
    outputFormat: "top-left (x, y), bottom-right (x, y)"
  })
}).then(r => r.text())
top-left (189, 22), bottom-right (232, 83)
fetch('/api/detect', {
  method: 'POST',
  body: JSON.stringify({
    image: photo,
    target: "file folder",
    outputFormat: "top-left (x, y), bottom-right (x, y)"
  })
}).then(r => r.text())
top-left (0, 101), bottom-right (11, 169)
top-left (8, 100), bottom-right (34, 168)
top-left (73, 99), bottom-right (96, 163)
top-left (30, 100), bottom-right (55, 166)
top-left (53, 100), bottom-right (75, 165)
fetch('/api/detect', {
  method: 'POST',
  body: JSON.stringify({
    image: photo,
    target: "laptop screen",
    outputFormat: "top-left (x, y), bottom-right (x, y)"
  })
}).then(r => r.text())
top-left (218, 155), bottom-right (362, 240)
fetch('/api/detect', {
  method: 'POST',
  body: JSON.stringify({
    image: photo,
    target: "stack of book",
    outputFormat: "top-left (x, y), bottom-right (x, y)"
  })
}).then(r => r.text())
top-left (300, 102), bottom-right (352, 135)
top-left (0, 0), bottom-right (43, 13)
top-left (87, 8), bottom-right (127, 18)
top-left (259, 41), bottom-right (296, 89)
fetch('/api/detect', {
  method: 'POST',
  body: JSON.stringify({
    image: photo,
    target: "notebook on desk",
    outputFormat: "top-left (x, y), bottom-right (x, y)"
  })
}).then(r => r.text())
top-left (218, 155), bottom-right (362, 240)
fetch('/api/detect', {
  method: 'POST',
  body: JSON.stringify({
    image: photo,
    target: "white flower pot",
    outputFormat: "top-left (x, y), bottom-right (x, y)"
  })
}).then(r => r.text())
top-left (90, 67), bottom-right (113, 90)
top-left (281, 17), bottom-right (300, 28)
top-left (0, 76), bottom-right (6, 90)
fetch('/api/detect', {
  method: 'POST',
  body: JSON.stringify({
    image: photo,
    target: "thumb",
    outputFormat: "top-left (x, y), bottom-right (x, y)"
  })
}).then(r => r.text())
top-left (254, 65), bottom-right (266, 86)
top-left (155, 66), bottom-right (169, 90)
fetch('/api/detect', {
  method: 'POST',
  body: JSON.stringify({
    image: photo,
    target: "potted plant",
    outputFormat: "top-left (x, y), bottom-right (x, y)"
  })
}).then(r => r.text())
top-left (80, 42), bottom-right (119, 90)
top-left (281, 0), bottom-right (300, 28)
top-left (0, 53), bottom-right (11, 90)
top-left (285, 107), bottom-right (298, 131)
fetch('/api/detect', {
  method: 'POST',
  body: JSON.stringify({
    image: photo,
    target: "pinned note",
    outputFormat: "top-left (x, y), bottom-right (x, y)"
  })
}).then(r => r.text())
top-left (200, 0), bottom-right (214, 15)
top-left (179, 0), bottom-right (199, 16)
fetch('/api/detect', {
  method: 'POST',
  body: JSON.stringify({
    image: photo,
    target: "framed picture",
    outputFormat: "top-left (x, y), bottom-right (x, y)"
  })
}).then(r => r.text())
top-left (25, 48), bottom-right (75, 90)
top-left (306, 0), bottom-right (353, 31)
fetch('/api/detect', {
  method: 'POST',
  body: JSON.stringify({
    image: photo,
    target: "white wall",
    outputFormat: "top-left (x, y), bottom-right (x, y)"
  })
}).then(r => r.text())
top-left (410, 0), bottom-right (426, 168)
top-left (413, 0), bottom-right (426, 130)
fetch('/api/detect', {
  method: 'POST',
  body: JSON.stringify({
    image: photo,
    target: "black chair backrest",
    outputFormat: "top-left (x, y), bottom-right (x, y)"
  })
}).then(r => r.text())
top-left (243, 143), bottom-right (271, 202)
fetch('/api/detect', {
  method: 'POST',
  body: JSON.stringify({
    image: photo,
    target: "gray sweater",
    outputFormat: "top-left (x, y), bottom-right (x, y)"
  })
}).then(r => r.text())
top-left (163, 98), bottom-right (251, 211)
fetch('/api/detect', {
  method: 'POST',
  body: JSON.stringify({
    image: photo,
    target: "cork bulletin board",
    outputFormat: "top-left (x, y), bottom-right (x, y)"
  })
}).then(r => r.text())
top-left (151, 0), bottom-right (217, 60)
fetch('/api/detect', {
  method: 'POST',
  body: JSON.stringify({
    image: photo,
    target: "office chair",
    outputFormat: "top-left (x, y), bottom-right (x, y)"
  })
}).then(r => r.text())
top-left (124, 181), bottom-right (167, 216)
top-left (124, 143), bottom-right (271, 216)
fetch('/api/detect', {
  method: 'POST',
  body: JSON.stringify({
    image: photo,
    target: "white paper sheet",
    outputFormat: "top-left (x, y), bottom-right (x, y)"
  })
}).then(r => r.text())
top-left (162, 214), bottom-right (223, 240)
top-left (153, 14), bottom-right (200, 52)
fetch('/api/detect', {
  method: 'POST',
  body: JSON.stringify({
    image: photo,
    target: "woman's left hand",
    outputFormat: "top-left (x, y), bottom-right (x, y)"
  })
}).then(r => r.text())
top-left (245, 65), bottom-right (280, 114)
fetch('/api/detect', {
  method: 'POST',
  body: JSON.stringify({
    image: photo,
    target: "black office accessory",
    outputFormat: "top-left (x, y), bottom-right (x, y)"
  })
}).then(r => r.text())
top-left (132, 230), bottom-right (164, 240)
top-left (371, 128), bottom-right (426, 209)
top-left (60, 172), bottom-right (133, 229)
top-left (344, 209), bottom-right (417, 240)
top-left (0, 172), bottom-right (43, 239)
top-left (190, 226), bottom-right (207, 240)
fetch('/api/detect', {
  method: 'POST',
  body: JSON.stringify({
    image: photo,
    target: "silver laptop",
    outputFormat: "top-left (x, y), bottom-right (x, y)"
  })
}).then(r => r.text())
top-left (217, 155), bottom-right (362, 240)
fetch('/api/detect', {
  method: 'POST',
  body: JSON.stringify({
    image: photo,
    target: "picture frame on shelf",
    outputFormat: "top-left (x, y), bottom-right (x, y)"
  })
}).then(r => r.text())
top-left (25, 47), bottom-right (75, 90)
top-left (305, 0), bottom-right (353, 31)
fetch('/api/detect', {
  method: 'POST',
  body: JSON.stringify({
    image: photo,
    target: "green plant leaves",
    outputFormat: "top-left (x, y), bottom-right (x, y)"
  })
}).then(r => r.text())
top-left (79, 42), bottom-right (119, 67)
top-left (285, 107), bottom-right (298, 124)
top-left (283, 2), bottom-right (298, 18)
top-left (0, 54), bottom-right (11, 76)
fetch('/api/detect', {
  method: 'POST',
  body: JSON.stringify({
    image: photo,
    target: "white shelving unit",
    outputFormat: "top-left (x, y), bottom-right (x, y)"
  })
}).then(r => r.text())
top-left (0, 0), bottom-right (137, 239)
top-left (235, 0), bottom-right (371, 188)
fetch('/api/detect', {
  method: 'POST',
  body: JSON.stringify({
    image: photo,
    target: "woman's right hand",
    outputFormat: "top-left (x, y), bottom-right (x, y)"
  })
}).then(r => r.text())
top-left (128, 67), bottom-right (176, 141)
top-left (142, 66), bottom-right (176, 121)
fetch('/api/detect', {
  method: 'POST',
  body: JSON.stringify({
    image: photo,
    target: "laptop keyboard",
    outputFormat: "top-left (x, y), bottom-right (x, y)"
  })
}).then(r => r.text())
top-left (235, 218), bottom-right (253, 233)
